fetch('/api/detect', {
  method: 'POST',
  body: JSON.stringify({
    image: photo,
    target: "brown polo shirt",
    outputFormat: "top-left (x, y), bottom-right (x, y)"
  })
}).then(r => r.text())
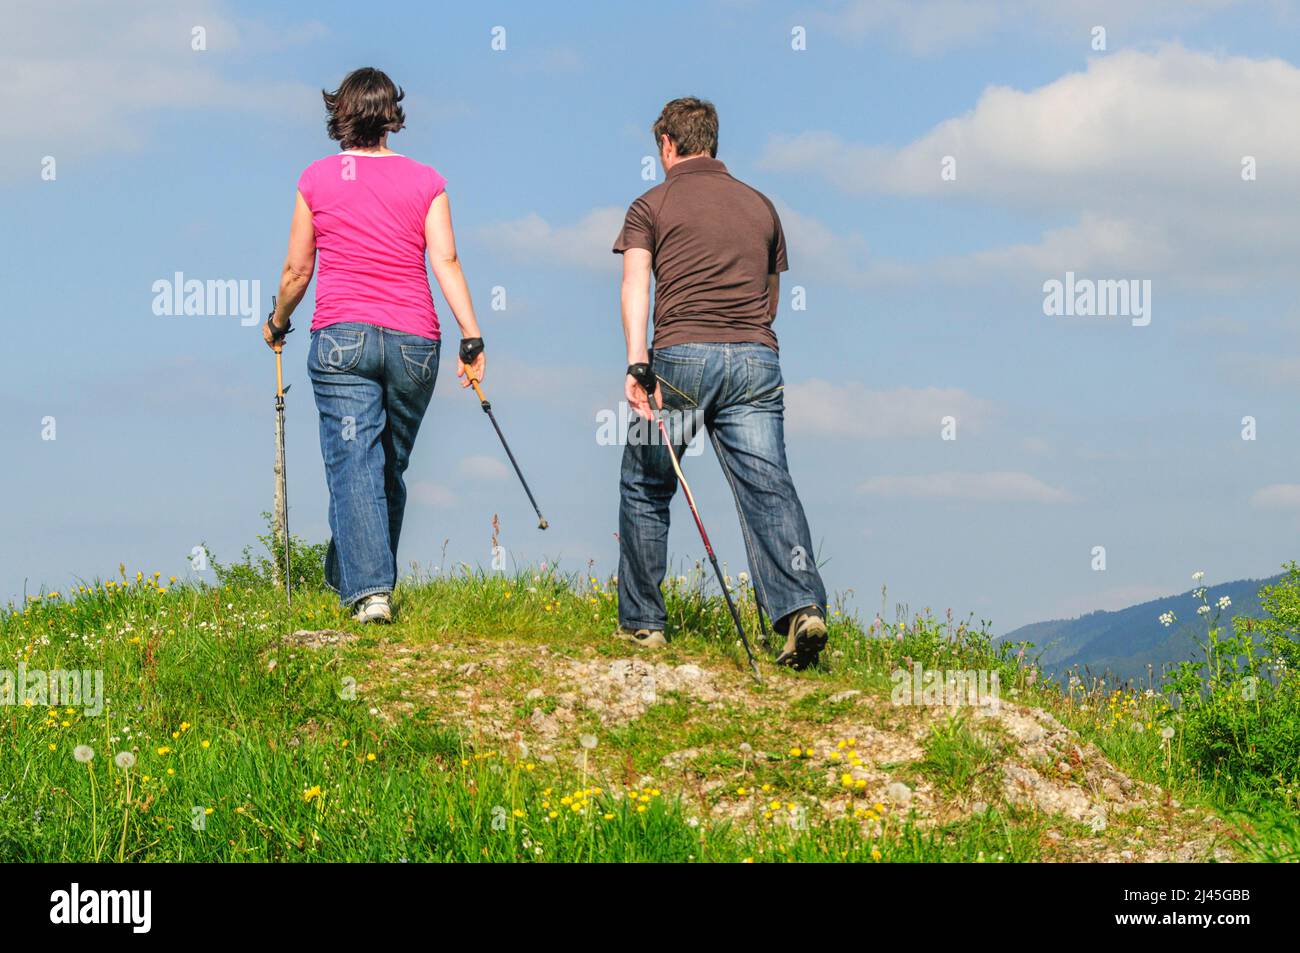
top-left (612, 157), bottom-right (787, 352)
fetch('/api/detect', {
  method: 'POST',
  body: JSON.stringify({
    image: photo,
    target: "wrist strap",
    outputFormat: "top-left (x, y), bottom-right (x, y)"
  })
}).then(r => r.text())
top-left (460, 337), bottom-right (484, 363)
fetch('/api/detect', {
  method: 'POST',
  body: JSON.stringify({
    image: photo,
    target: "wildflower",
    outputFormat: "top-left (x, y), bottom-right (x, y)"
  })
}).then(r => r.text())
top-left (366, 753), bottom-right (377, 762)
top-left (201, 740), bottom-right (210, 749)
top-left (114, 752), bottom-right (135, 770)
top-left (302, 786), bottom-right (323, 803)
top-left (1158, 611), bottom-right (1175, 627)
top-left (1196, 605), bottom-right (1211, 616)
top-left (580, 734), bottom-right (598, 750)
top-left (1217, 596), bottom-right (1231, 610)
top-left (157, 746), bottom-right (171, 755)
top-left (73, 745), bottom-right (94, 763)
top-left (1192, 571), bottom-right (1205, 582)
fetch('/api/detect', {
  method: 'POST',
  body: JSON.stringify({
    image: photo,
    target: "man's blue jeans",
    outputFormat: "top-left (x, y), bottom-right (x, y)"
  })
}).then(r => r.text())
top-left (307, 322), bottom-right (439, 606)
top-left (618, 342), bottom-right (827, 633)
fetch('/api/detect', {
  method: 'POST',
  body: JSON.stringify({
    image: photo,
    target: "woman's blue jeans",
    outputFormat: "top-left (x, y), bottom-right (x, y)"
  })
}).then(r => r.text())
top-left (307, 322), bottom-right (439, 606)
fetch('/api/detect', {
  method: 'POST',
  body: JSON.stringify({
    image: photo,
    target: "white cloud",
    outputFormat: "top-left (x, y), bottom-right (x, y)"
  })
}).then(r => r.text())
top-left (785, 379), bottom-right (995, 439)
top-left (458, 455), bottom-right (510, 481)
top-left (858, 471), bottom-right (1077, 503)
top-left (1, 0), bottom-right (322, 180)
top-left (410, 482), bottom-right (457, 507)
top-left (477, 207), bottom-right (625, 271)
top-left (1250, 484), bottom-right (1300, 508)
top-left (812, 0), bottom-right (1249, 56)
top-left (772, 200), bottom-right (918, 288)
top-left (760, 45), bottom-right (1300, 287)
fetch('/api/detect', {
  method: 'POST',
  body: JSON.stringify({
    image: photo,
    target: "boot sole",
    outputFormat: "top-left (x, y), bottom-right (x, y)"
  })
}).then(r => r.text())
top-left (776, 627), bottom-right (828, 670)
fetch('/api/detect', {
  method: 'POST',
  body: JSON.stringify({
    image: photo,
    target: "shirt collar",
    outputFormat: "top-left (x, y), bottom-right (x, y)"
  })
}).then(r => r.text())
top-left (667, 156), bottom-right (727, 178)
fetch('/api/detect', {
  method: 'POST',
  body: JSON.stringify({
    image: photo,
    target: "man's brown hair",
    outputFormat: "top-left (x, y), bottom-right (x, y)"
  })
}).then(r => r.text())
top-left (322, 68), bottom-right (406, 149)
top-left (652, 97), bottom-right (719, 159)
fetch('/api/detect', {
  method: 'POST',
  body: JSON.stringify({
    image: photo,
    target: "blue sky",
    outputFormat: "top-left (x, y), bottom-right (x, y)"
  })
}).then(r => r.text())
top-left (5, 0), bottom-right (1300, 630)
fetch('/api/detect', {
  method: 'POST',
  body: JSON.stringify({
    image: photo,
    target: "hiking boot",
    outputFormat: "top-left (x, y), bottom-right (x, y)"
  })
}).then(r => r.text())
top-left (352, 593), bottom-right (393, 624)
top-left (775, 608), bottom-right (827, 670)
top-left (614, 626), bottom-right (668, 649)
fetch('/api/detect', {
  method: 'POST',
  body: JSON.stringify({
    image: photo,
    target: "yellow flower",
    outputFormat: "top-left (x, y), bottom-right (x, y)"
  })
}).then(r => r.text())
top-left (302, 785), bottom-right (323, 803)
top-left (166, 768), bottom-right (175, 776)
top-left (201, 740), bottom-right (210, 749)
top-left (47, 743), bottom-right (56, 751)
top-left (512, 809), bottom-right (525, 818)
top-left (603, 813), bottom-right (615, 821)
top-left (366, 753), bottom-right (376, 762)
top-left (871, 848), bottom-right (882, 861)
top-left (157, 746), bottom-right (171, 755)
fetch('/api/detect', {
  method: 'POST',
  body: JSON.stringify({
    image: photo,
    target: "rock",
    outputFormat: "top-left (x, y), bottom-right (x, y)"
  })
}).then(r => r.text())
top-left (886, 782), bottom-right (913, 805)
top-left (456, 662), bottom-right (478, 677)
top-left (282, 629), bottom-right (358, 649)
top-left (828, 690), bottom-right (862, 704)
top-left (525, 688), bottom-right (544, 701)
top-left (971, 801), bottom-right (988, 815)
top-left (675, 664), bottom-right (704, 680)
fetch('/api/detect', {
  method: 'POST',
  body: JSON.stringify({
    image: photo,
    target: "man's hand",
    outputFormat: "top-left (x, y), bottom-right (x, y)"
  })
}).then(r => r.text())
top-left (626, 366), bottom-right (661, 421)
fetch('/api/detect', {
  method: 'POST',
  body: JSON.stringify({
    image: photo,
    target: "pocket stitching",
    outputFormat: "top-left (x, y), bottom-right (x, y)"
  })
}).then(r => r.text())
top-left (399, 343), bottom-right (438, 386)
top-left (317, 330), bottom-right (365, 373)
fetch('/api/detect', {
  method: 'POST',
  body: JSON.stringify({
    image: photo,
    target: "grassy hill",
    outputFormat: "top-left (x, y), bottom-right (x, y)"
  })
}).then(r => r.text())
top-left (1, 549), bottom-right (1298, 863)
top-left (1000, 575), bottom-right (1284, 685)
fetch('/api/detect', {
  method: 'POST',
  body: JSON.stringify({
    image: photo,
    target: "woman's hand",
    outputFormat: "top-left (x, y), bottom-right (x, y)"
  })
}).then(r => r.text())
top-left (458, 352), bottom-right (485, 388)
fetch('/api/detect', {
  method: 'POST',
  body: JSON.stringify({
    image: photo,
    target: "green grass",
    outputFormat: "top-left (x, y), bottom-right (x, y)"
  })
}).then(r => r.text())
top-left (1, 542), bottom-right (1297, 862)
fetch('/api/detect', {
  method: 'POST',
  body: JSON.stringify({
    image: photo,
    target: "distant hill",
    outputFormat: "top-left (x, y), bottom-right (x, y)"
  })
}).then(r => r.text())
top-left (999, 574), bottom-right (1285, 686)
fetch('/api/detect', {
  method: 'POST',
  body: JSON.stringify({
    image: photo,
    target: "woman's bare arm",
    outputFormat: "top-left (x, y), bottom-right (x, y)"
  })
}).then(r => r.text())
top-left (265, 192), bottom-right (316, 343)
top-left (425, 192), bottom-right (484, 386)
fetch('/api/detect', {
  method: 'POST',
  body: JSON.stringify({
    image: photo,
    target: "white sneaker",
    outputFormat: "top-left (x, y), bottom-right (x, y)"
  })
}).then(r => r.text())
top-left (352, 593), bottom-right (392, 624)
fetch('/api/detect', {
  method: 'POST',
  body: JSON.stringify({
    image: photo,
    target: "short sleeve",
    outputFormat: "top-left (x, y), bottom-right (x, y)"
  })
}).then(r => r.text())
top-left (426, 166), bottom-right (447, 207)
top-left (769, 205), bottom-right (789, 274)
top-left (296, 164), bottom-right (316, 209)
top-left (612, 197), bottom-right (655, 255)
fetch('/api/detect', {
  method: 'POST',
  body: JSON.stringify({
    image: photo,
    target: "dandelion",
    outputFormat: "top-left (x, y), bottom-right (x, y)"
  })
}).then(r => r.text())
top-left (580, 734), bottom-right (598, 750)
top-left (73, 745), bottom-right (94, 763)
top-left (1161, 726), bottom-right (1175, 740)
top-left (114, 752), bottom-right (135, 770)
top-left (302, 785), bottom-right (323, 803)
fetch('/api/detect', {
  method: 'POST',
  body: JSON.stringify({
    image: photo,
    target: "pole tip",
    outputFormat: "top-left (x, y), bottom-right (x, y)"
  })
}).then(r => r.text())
top-left (537, 518), bottom-right (549, 531)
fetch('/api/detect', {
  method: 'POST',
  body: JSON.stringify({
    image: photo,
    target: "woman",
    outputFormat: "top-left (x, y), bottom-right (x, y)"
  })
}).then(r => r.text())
top-left (263, 67), bottom-right (485, 623)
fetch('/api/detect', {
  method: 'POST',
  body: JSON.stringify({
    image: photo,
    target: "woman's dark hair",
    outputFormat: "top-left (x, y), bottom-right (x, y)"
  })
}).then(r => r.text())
top-left (322, 68), bottom-right (406, 149)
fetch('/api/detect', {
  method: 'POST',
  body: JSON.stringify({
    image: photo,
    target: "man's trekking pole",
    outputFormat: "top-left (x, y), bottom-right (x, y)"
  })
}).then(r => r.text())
top-left (268, 295), bottom-right (292, 605)
top-left (460, 338), bottom-right (548, 530)
top-left (630, 362), bottom-right (760, 681)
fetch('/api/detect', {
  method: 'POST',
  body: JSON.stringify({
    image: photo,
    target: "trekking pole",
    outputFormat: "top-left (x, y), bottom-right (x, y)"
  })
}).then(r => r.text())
top-left (466, 376), bottom-right (548, 531)
top-left (269, 296), bottom-right (292, 605)
top-left (631, 367), bottom-right (760, 681)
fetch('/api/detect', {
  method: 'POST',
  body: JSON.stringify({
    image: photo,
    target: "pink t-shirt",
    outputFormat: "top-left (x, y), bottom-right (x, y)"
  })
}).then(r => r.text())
top-left (297, 153), bottom-right (446, 340)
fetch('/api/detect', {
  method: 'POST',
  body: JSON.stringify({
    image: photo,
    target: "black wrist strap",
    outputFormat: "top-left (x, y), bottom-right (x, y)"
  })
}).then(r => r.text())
top-left (266, 315), bottom-right (294, 344)
top-left (627, 355), bottom-right (656, 395)
top-left (460, 337), bottom-right (484, 363)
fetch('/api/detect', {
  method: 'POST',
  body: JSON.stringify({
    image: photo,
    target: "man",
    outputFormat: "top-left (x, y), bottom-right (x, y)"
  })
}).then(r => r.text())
top-left (612, 96), bottom-right (829, 670)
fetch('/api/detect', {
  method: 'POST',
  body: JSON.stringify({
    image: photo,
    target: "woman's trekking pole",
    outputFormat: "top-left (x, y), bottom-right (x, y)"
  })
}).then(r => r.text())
top-left (630, 364), bottom-right (760, 681)
top-left (465, 376), bottom-right (549, 531)
top-left (270, 296), bottom-right (292, 605)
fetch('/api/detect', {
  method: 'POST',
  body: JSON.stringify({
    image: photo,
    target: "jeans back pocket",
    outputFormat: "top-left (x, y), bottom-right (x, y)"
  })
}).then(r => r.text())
top-left (316, 328), bottom-right (366, 373)
top-left (399, 342), bottom-right (439, 388)
top-left (655, 353), bottom-right (707, 409)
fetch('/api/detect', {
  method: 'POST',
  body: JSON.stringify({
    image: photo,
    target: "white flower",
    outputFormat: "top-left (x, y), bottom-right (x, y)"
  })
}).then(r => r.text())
top-left (73, 745), bottom-right (95, 763)
top-left (114, 751), bottom-right (136, 770)
top-left (1197, 605), bottom-right (1211, 616)
top-left (738, 571), bottom-right (750, 585)
top-left (1192, 571), bottom-right (1205, 582)
top-left (1161, 727), bottom-right (1175, 740)
top-left (579, 734), bottom-right (598, 750)
top-left (1217, 596), bottom-right (1232, 610)
top-left (1159, 611), bottom-right (1175, 627)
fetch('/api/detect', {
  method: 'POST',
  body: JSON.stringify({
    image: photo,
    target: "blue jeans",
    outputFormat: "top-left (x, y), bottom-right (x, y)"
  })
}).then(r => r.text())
top-left (618, 342), bottom-right (827, 633)
top-left (307, 322), bottom-right (439, 605)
